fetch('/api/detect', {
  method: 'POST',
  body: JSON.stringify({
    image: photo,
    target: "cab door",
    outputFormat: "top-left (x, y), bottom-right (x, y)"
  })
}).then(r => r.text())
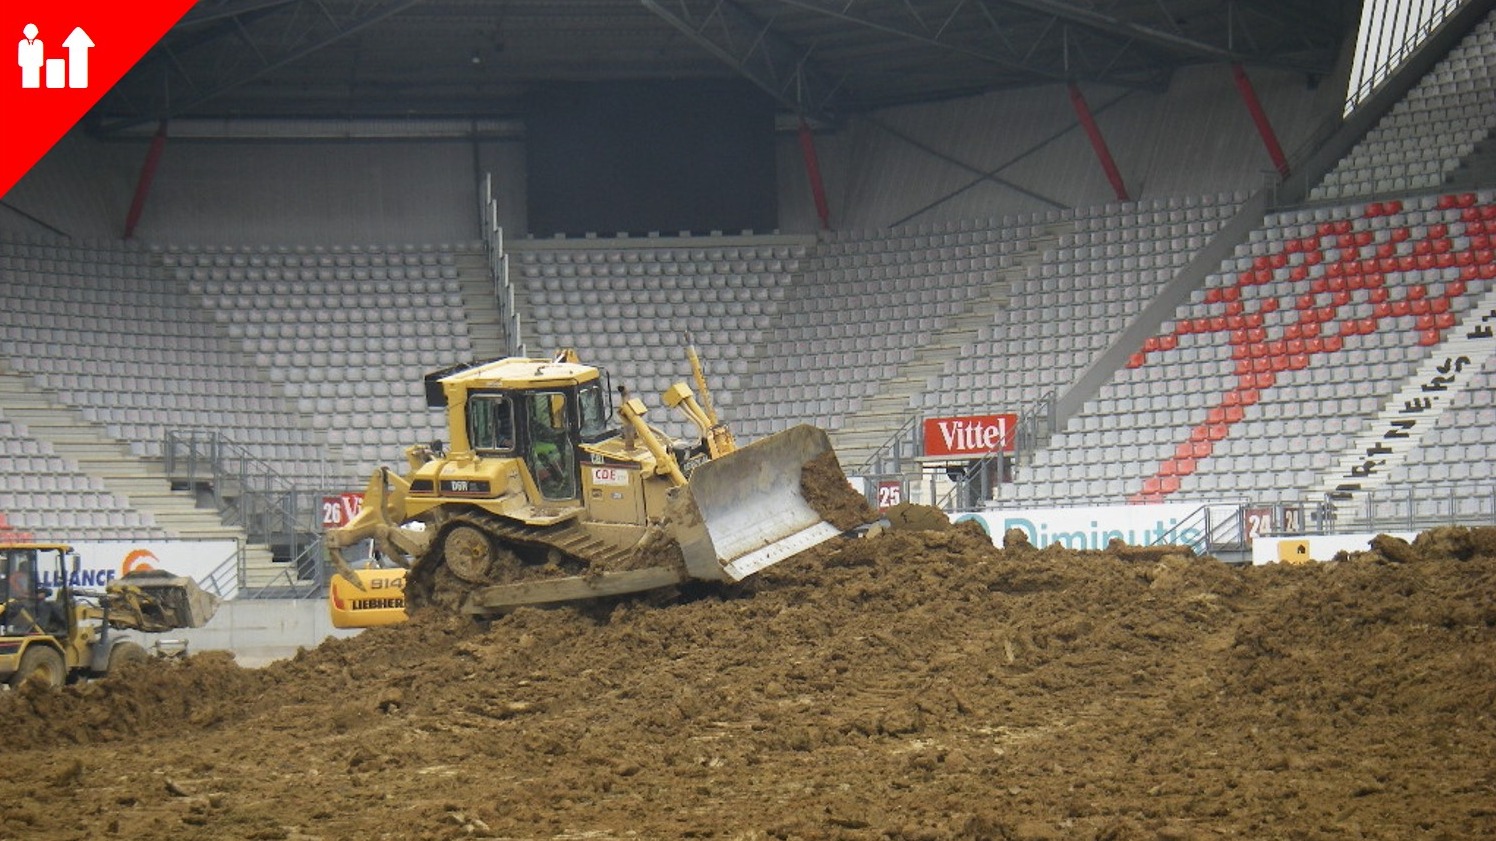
top-left (523, 391), bottom-right (580, 501)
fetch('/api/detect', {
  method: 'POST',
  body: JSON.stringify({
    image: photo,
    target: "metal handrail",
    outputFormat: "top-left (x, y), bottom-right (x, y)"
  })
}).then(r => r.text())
top-left (196, 542), bottom-right (244, 600)
top-left (1281, 481), bottom-right (1496, 535)
top-left (855, 412), bottom-right (923, 477)
top-left (1343, 0), bottom-right (1464, 116)
top-left (481, 172), bottom-right (524, 356)
top-left (1148, 501), bottom-right (1250, 556)
top-left (932, 425), bottom-right (1015, 512)
top-left (1139, 482), bottom-right (1496, 556)
top-left (162, 428), bottom-right (321, 572)
top-left (241, 536), bottom-right (328, 600)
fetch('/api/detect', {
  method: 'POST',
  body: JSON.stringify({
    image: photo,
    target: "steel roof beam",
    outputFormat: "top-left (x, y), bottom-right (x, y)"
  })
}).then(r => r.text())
top-left (95, 0), bottom-right (427, 135)
top-left (1002, 0), bottom-right (1237, 61)
top-left (640, 0), bottom-right (851, 121)
top-left (774, 0), bottom-right (1070, 81)
top-left (997, 0), bottom-right (1334, 74)
top-left (176, 0), bottom-right (304, 28)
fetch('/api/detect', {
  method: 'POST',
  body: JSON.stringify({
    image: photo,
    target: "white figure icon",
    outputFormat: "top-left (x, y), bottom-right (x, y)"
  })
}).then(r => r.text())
top-left (18, 23), bottom-right (42, 88)
top-left (17, 24), bottom-right (91, 89)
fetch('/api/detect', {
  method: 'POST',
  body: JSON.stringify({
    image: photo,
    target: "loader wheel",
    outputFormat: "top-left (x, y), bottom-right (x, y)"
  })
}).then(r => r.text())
top-left (443, 524), bottom-right (499, 583)
top-left (107, 641), bottom-right (149, 674)
top-left (8, 645), bottom-right (65, 690)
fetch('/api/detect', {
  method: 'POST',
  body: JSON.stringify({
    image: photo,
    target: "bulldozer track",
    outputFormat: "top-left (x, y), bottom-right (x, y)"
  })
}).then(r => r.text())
top-left (404, 506), bottom-right (645, 612)
top-left (424, 507), bottom-right (636, 572)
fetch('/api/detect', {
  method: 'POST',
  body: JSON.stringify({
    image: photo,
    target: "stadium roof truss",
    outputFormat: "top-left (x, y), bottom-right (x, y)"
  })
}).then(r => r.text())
top-left (90, 0), bottom-right (1362, 134)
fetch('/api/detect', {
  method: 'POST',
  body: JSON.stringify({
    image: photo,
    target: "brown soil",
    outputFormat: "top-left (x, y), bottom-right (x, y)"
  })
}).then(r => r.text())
top-left (802, 450), bottom-right (878, 532)
top-left (3, 526), bottom-right (1495, 840)
top-left (882, 502), bottom-right (954, 532)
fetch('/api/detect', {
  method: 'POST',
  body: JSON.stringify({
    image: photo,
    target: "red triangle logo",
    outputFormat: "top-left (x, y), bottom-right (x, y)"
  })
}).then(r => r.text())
top-left (0, 1), bottom-right (196, 198)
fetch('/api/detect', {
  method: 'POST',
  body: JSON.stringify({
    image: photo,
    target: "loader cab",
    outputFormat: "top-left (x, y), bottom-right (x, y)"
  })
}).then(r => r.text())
top-left (0, 545), bottom-right (70, 637)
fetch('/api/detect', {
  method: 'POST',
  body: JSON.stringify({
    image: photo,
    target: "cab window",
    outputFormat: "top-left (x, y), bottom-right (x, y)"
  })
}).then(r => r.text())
top-left (466, 393), bottom-right (514, 452)
top-left (578, 379), bottom-right (612, 441)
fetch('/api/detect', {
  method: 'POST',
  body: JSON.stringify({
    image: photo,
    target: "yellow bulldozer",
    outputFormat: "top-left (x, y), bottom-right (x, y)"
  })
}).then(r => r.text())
top-left (0, 543), bottom-right (221, 688)
top-left (325, 345), bottom-right (867, 618)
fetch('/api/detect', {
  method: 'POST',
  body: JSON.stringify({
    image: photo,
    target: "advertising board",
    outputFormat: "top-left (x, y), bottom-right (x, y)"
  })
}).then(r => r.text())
top-left (40, 540), bottom-right (241, 599)
top-left (953, 502), bottom-right (1217, 550)
top-left (921, 414), bottom-right (1018, 458)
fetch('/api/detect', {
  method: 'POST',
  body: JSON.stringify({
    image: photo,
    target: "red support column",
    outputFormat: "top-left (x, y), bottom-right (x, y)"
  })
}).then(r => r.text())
top-left (1231, 63), bottom-right (1290, 179)
top-left (123, 119), bottom-right (169, 239)
top-left (797, 117), bottom-right (831, 231)
top-left (1067, 82), bottom-right (1130, 202)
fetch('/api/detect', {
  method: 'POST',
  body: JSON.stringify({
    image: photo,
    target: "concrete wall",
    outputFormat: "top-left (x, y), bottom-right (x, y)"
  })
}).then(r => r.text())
top-left (136, 141), bottom-right (488, 246)
top-left (786, 63), bottom-right (1347, 232)
top-left (0, 131), bottom-right (141, 240)
top-left (135, 599), bottom-right (362, 669)
top-left (3, 130), bottom-right (518, 245)
top-left (4, 63), bottom-right (1344, 244)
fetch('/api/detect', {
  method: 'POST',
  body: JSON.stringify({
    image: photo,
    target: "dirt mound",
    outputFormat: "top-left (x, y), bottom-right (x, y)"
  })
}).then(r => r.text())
top-left (881, 502), bottom-right (953, 531)
top-left (1, 652), bottom-right (259, 751)
top-left (1347, 525), bottom-right (1496, 565)
top-left (3, 526), bottom-right (1494, 840)
top-left (802, 449), bottom-right (878, 531)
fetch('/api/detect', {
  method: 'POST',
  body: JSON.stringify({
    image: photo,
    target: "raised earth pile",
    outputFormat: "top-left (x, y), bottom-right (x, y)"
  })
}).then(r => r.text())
top-left (2, 525), bottom-right (1493, 840)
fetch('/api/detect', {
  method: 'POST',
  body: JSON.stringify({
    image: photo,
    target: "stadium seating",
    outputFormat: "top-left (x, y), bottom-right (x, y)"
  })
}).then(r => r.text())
top-left (730, 218), bottom-right (1031, 440)
top-left (920, 193), bottom-right (1246, 413)
top-left (179, 241), bottom-right (480, 477)
top-left (1003, 190), bottom-right (1496, 510)
top-left (1312, 13), bottom-right (1496, 201)
top-left (511, 240), bottom-right (802, 441)
top-left (4, 8), bottom-right (1496, 543)
top-left (0, 408), bottom-right (166, 540)
top-left (0, 239), bottom-right (326, 483)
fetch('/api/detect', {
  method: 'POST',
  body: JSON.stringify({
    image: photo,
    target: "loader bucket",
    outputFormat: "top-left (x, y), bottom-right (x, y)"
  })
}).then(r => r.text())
top-left (670, 424), bottom-right (850, 582)
top-left (113, 570), bottom-right (222, 630)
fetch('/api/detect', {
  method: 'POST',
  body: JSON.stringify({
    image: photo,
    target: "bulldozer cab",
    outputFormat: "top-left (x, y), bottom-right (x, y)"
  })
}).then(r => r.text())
top-left (458, 371), bottom-right (615, 503)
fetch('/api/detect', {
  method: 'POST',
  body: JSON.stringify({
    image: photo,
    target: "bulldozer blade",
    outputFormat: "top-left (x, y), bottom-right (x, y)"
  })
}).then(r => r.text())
top-left (671, 423), bottom-right (846, 582)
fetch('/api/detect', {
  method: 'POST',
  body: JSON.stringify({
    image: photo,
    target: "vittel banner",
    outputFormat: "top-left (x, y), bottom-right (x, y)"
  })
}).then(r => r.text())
top-left (921, 413), bottom-right (1018, 458)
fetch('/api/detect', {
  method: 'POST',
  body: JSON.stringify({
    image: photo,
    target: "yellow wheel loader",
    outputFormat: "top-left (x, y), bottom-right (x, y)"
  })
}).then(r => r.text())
top-left (0, 543), bottom-right (220, 689)
top-left (325, 347), bottom-right (868, 617)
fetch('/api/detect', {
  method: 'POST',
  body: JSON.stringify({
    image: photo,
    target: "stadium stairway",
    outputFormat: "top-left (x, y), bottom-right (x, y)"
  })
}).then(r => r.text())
top-left (454, 245), bottom-right (512, 361)
top-left (1308, 282), bottom-right (1496, 521)
top-left (830, 222), bottom-right (1064, 470)
top-left (0, 363), bottom-right (279, 581)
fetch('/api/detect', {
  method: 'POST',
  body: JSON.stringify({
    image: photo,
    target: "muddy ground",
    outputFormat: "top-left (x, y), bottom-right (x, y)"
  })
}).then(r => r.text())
top-left (2, 525), bottom-right (1493, 841)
